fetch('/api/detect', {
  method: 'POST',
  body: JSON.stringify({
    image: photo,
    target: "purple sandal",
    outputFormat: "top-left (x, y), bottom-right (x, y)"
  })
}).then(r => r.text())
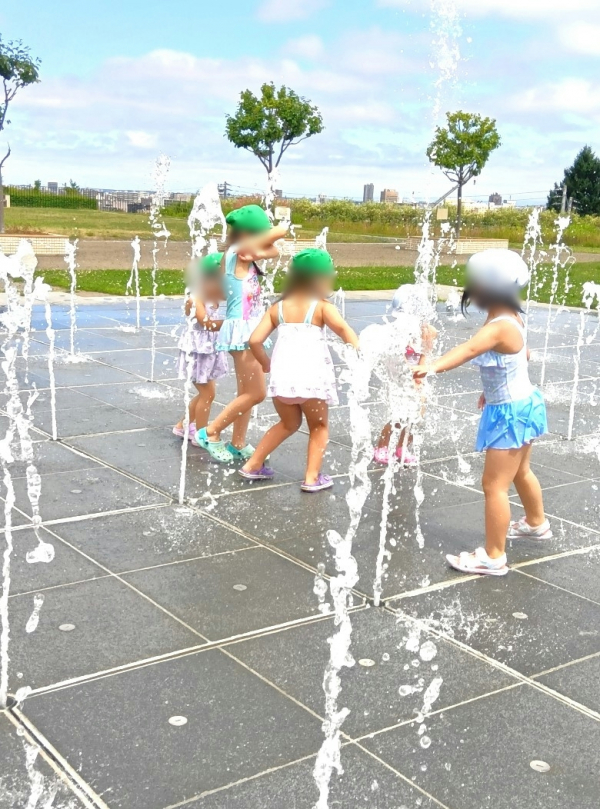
top-left (238, 466), bottom-right (275, 481)
top-left (301, 473), bottom-right (333, 493)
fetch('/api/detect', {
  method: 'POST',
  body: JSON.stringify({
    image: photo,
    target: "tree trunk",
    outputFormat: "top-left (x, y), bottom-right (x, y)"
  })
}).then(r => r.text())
top-left (456, 182), bottom-right (463, 238)
top-left (0, 166), bottom-right (4, 235)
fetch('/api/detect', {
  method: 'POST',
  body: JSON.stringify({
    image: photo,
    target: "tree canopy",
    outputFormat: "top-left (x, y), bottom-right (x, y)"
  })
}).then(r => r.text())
top-left (547, 146), bottom-right (600, 216)
top-left (427, 111), bottom-right (501, 233)
top-left (225, 83), bottom-right (324, 174)
top-left (0, 37), bottom-right (41, 232)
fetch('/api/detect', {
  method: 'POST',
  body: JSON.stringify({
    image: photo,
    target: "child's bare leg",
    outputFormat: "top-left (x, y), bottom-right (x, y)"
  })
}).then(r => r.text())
top-left (206, 351), bottom-right (266, 443)
top-left (513, 444), bottom-right (546, 526)
top-left (192, 381), bottom-right (216, 431)
top-left (376, 422), bottom-right (392, 449)
top-left (243, 399), bottom-right (302, 472)
top-left (482, 447), bottom-right (527, 558)
top-left (301, 399), bottom-right (329, 485)
top-left (175, 383), bottom-right (204, 429)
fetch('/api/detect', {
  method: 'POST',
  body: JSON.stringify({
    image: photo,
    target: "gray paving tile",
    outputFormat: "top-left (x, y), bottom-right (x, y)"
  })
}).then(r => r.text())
top-left (190, 744), bottom-right (437, 808)
top-left (0, 714), bottom-right (86, 808)
top-left (363, 685), bottom-right (600, 809)
top-left (122, 547), bottom-right (328, 641)
top-left (537, 656), bottom-right (600, 713)
top-left (33, 402), bottom-right (150, 437)
top-left (231, 608), bottom-right (516, 737)
top-left (518, 479), bottom-right (599, 531)
top-left (7, 576), bottom-right (199, 690)
top-left (21, 649), bottom-right (324, 809)
top-left (389, 573), bottom-right (600, 676)
top-left (7, 527), bottom-right (103, 595)
top-left (520, 547), bottom-right (600, 603)
top-left (50, 506), bottom-right (253, 572)
top-left (7, 441), bottom-right (97, 478)
top-left (13, 465), bottom-right (168, 523)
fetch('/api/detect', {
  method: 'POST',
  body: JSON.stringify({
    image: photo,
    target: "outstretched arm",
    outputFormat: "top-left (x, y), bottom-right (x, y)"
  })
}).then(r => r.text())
top-left (414, 321), bottom-right (511, 378)
top-left (249, 309), bottom-right (277, 372)
top-left (322, 302), bottom-right (359, 349)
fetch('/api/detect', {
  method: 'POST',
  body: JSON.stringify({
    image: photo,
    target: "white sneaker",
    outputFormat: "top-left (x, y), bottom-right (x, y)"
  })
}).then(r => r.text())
top-left (446, 547), bottom-right (509, 577)
top-left (507, 517), bottom-right (552, 541)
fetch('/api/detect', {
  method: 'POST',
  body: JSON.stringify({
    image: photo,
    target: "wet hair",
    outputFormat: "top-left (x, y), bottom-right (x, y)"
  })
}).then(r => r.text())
top-left (461, 285), bottom-right (524, 316)
top-left (280, 269), bottom-right (331, 300)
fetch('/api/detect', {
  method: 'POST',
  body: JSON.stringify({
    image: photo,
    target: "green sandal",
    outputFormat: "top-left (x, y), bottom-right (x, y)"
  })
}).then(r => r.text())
top-left (226, 443), bottom-right (255, 461)
top-left (195, 429), bottom-right (234, 464)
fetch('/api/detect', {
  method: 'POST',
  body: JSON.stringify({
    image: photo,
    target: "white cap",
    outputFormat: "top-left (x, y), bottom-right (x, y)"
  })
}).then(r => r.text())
top-left (390, 284), bottom-right (433, 318)
top-left (466, 249), bottom-right (529, 293)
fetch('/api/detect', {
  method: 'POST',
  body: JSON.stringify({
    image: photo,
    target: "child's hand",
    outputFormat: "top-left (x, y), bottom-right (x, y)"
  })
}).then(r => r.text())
top-left (478, 393), bottom-right (486, 410)
top-left (260, 358), bottom-right (271, 374)
top-left (412, 365), bottom-right (432, 379)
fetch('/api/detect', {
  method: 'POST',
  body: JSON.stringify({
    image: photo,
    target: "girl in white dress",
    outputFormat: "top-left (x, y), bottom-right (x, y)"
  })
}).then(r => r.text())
top-left (239, 249), bottom-right (359, 492)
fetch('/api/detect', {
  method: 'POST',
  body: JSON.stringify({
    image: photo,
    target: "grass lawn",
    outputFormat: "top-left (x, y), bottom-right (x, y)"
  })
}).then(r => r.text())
top-left (37, 262), bottom-right (600, 307)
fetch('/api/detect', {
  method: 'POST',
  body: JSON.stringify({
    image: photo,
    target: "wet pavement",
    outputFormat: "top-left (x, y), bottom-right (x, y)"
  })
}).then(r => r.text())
top-left (1, 297), bottom-right (599, 808)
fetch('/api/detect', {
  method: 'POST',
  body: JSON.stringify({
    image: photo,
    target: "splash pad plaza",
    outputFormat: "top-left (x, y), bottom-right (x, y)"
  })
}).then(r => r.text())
top-left (0, 206), bottom-right (600, 809)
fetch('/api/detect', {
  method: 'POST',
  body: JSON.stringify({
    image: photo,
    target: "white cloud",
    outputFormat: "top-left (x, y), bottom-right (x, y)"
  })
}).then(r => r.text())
top-left (512, 78), bottom-right (600, 114)
top-left (126, 131), bottom-right (157, 149)
top-left (559, 23), bottom-right (600, 56)
top-left (285, 35), bottom-right (325, 60)
top-left (257, 0), bottom-right (328, 23)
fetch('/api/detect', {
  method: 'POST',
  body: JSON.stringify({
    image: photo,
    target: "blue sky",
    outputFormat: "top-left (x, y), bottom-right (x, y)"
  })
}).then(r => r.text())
top-left (1, 0), bottom-right (598, 202)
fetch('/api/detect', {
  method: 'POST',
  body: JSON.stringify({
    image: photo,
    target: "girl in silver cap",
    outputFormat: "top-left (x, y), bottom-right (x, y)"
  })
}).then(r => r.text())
top-left (414, 249), bottom-right (551, 576)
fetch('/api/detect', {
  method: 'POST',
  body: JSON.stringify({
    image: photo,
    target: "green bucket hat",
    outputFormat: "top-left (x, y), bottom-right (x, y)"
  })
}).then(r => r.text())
top-left (225, 205), bottom-right (271, 233)
top-left (198, 252), bottom-right (223, 274)
top-left (291, 248), bottom-right (335, 276)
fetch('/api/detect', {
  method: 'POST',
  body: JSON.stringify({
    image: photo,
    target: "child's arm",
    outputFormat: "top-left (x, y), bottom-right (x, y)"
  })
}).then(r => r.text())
top-left (322, 302), bottom-right (359, 349)
top-left (248, 308), bottom-right (277, 373)
top-left (185, 299), bottom-right (223, 331)
top-left (414, 320), bottom-right (517, 377)
top-left (237, 224), bottom-right (289, 262)
top-left (420, 324), bottom-right (438, 361)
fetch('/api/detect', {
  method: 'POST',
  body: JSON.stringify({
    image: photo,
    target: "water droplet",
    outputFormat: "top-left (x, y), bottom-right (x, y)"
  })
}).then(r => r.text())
top-left (233, 584), bottom-right (247, 591)
top-left (168, 716), bottom-right (188, 727)
top-left (358, 658), bottom-right (376, 668)
top-left (513, 612), bottom-right (528, 620)
top-left (70, 489), bottom-right (82, 494)
top-left (420, 736), bottom-right (432, 749)
top-left (382, 653), bottom-right (390, 662)
top-left (530, 760), bottom-right (550, 773)
top-left (420, 641), bottom-right (437, 661)
top-left (445, 762), bottom-right (452, 771)
top-left (59, 624), bottom-right (75, 632)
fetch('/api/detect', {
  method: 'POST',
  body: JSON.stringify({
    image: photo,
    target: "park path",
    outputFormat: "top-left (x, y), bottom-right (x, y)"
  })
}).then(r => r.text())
top-left (34, 239), bottom-right (600, 271)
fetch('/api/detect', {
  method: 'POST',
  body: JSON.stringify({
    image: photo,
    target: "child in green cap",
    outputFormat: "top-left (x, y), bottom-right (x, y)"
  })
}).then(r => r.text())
top-left (194, 204), bottom-right (289, 463)
top-left (173, 253), bottom-right (228, 439)
top-left (239, 248), bottom-right (359, 492)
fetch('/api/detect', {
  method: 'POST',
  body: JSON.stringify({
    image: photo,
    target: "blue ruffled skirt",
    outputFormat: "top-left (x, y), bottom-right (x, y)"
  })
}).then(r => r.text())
top-left (476, 388), bottom-right (548, 451)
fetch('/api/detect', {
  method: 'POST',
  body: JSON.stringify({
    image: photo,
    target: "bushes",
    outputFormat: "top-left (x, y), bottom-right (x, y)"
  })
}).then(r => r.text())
top-left (6, 187), bottom-right (98, 209)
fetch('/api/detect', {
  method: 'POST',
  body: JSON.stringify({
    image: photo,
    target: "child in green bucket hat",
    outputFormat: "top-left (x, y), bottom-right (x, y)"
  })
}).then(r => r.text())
top-left (194, 204), bottom-right (288, 463)
top-left (238, 248), bottom-right (359, 492)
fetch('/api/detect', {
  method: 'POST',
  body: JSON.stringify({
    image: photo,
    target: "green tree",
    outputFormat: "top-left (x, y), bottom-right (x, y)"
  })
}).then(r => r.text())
top-left (0, 37), bottom-right (40, 232)
top-left (427, 111), bottom-right (501, 235)
top-left (33, 179), bottom-right (41, 190)
top-left (225, 83), bottom-right (324, 174)
top-left (547, 146), bottom-right (600, 216)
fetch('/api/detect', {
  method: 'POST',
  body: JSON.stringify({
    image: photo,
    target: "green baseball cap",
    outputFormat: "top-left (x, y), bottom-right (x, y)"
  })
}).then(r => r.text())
top-left (198, 252), bottom-right (223, 274)
top-left (291, 248), bottom-right (335, 276)
top-left (225, 204), bottom-right (271, 233)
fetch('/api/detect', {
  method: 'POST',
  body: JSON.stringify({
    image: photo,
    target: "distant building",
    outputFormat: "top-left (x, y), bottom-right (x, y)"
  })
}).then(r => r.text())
top-left (363, 183), bottom-right (374, 203)
top-left (47, 182), bottom-right (58, 194)
top-left (489, 192), bottom-right (502, 207)
top-left (380, 188), bottom-right (399, 204)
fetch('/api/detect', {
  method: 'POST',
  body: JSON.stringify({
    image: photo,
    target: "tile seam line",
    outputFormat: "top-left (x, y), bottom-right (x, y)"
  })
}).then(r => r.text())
top-left (531, 649), bottom-right (600, 679)
top-left (349, 741), bottom-right (454, 809)
top-left (382, 541), bottom-right (600, 602)
top-left (24, 605), bottom-right (368, 699)
top-left (9, 708), bottom-right (111, 809)
top-left (350, 681), bottom-right (524, 744)
top-left (388, 608), bottom-right (600, 723)
top-left (515, 567), bottom-right (600, 609)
